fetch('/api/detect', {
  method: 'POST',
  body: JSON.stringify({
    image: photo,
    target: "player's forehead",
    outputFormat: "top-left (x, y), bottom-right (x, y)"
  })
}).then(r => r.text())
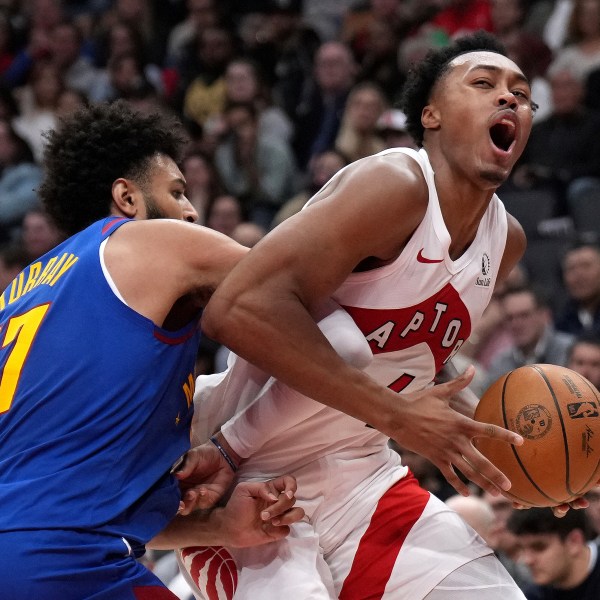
top-left (447, 50), bottom-right (525, 80)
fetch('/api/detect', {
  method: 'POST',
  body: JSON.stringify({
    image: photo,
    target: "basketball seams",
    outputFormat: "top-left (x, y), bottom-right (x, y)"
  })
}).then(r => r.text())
top-left (503, 367), bottom-right (562, 505)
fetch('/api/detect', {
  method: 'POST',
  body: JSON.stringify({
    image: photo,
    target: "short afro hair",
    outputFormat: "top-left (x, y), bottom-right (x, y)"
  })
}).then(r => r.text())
top-left (400, 31), bottom-right (508, 146)
top-left (39, 100), bottom-right (187, 236)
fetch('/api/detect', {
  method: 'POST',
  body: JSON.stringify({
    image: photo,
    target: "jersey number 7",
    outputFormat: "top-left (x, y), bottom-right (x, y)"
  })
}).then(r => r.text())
top-left (0, 303), bottom-right (50, 414)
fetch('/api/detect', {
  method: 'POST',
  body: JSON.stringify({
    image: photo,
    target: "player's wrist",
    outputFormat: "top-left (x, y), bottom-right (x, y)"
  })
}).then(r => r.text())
top-left (210, 432), bottom-right (242, 471)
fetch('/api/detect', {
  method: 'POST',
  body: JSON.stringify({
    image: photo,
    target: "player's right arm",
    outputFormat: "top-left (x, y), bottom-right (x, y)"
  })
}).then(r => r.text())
top-left (202, 154), bottom-right (523, 497)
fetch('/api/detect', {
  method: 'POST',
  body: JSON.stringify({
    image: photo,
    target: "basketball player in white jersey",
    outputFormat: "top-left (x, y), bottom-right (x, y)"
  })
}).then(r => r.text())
top-left (175, 32), bottom-right (582, 599)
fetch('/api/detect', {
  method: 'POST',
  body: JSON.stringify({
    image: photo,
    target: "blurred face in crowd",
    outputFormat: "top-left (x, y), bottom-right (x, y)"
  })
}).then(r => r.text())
top-left (491, 0), bottom-right (523, 32)
top-left (345, 85), bottom-right (387, 133)
top-left (502, 291), bottom-right (549, 352)
top-left (550, 69), bottom-right (584, 116)
top-left (517, 533), bottom-right (574, 586)
top-left (314, 42), bottom-right (356, 94)
top-left (568, 341), bottom-right (600, 387)
top-left (206, 195), bottom-right (242, 237)
top-left (562, 246), bottom-right (600, 305)
top-left (584, 486), bottom-right (600, 536)
top-left (310, 151), bottom-right (347, 191)
top-left (225, 61), bottom-right (260, 103)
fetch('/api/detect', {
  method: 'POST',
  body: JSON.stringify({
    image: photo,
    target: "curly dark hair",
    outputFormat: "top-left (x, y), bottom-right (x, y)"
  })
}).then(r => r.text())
top-left (400, 31), bottom-right (508, 147)
top-left (39, 100), bottom-right (187, 236)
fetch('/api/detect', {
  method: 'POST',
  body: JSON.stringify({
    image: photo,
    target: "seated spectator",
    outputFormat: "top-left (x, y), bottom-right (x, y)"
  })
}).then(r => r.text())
top-left (428, 0), bottom-right (494, 38)
top-left (551, 0), bottom-right (600, 82)
top-left (508, 59), bottom-right (600, 221)
top-left (485, 285), bottom-right (575, 388)
top-left (271, 148), bottom-right (349, 228)
top-left (223, 57), bottom-right (293, 143)
top-left (334, 80), bottom-right (387, 163)
top-left (165, 0), bottom-right (221, 67)
top-left (291, 40), bottom-right (357, 169)
top-left (179, 25), bottom-right (236, 126)
top-left (0, 241), bottom-right (29, 292)
top-left (89, 20), bottom-right (166, 103)
top-left (180, 150), bottom-right (223, 225)
top-left (482, 490), bottom-right (533, 589)
top-left (12, 60), bottom-right (63, 162)
top-left (0, 118), bottom-right (42, 239)
top-left (376, 108), bottom-right (418, 150)
top-left (445, 494), bottom-right (496, 546)
top-left (555, 239), bottom-right (600, 337)
top-left (18, 206), bottom-right (65, 261)
top-left (204, 194), bottom-right (243, 239)
top-left (231, 221), bottom-right (266, 248)
top-left (507, 507), bottom-right (600, 599)
top-left (214, 101), bottom-right (298, 230)
top-left (585, 485), bottom-right (600, 542)
top-left (566, 333), bottom-right (600, 388)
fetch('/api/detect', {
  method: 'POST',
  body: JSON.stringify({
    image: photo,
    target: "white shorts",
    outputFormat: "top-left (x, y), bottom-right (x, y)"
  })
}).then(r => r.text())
top-left (177, 449), bottom-right (510, 599)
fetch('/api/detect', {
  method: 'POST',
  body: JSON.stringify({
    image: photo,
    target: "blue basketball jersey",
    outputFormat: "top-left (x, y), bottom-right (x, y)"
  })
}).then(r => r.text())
top-left (0, 217), bottom-right (200, 544)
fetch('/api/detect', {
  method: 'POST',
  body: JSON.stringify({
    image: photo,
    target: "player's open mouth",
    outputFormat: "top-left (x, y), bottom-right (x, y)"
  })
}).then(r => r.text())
top-left (489, 119), bottom-right (516, 152)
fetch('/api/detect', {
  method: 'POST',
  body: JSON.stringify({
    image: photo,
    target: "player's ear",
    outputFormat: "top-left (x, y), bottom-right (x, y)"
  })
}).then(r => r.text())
top-left (421, 104), bottom-right (441, 132)
top-left (112, 178), bottom-right (138, 217)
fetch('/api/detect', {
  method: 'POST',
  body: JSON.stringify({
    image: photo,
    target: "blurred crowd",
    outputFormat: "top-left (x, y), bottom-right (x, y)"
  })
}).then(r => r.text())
top-left (1, 0), bottom-right (600, 597)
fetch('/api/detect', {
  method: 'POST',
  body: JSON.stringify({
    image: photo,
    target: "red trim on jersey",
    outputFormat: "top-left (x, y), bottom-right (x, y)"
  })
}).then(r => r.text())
top-left (133, 586), bottom-right (179, 599)
top-left (153, 327), bottom-right (197, 345)
top-left (102, 216), bottom-right (128, 235)
top-left (338, 472), bottom-right (430, 599)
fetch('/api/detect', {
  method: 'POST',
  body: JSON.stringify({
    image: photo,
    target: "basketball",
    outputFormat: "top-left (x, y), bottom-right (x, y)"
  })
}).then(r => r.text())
top-left (474, 364), bottom-right (600, 507)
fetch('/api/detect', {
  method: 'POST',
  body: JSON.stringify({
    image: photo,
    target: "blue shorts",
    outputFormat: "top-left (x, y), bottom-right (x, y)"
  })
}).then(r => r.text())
top-left (0, 529), bottom-right (178, 599)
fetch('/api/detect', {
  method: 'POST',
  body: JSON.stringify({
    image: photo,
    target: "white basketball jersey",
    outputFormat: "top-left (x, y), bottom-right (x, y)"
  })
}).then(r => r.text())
top-left (193, 147), bottom-right (508, 475)
top-left (318, 147), bottom-right (508, 395)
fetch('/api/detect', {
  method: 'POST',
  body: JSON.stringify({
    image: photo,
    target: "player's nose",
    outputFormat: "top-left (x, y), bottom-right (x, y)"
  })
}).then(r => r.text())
top-left (182, 197), bottom-right (199, 224)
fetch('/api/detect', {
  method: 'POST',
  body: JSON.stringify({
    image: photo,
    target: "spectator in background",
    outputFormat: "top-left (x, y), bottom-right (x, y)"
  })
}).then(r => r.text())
top-left (12, 60), bottom-right (63, 162)
top-left (509, 60), bottom-right (600, 220)
top-left (55, 87), bottom-right (88, 117)
top-left (485, 285), bottom-right (575, 387)
top-left (507, 507), bottom-right (600, 599)
top-left (0, 241), bottom-right (29, 292)
top-left (428, 0), bottom-right (494, 38)
top-left (90, 20), bottom-right (166, 102)
top-left (334, 80), bottom-right (387, 163)
top-left (483, 490), bottom-right (533, 590)
top-left (180, 150), bottom-right (223, 225)
top-left (292, 40), bottom-right (357, 169)
top-left (214, 101), bottom-right (297, 230)
top-left (555, 240), bottom-right (600, 337)
top-left (223, 57), bottom-right (293, 143)
top-left (165, 0), bottom-right (221, 67)
top-left (180, 25), bottom-right (236, 127)
top-left (584, 485), bottom-right (600, 541)
top-left (445, 494), bottom-right (497, 546)
top-left (19, 206), bottom-right (65, 260)
top-left (271, 148), bottom-right (349, 228)
top-left (205, 194), bottom-right (243, 239)
top-left (376, 108), bottom-right (418, 149)
top-left (1, 0), bottom-right (65, 88)
top-left (242, 0), bottom-right (321, 127)
top-left (566, 333), bottom-right (600, 387)
top-left (551, 0), bottom-right (600, 81)
top-left (0, 10), bottom-right (17, 77)
top-left (0, 118), bottom-right (42, 240)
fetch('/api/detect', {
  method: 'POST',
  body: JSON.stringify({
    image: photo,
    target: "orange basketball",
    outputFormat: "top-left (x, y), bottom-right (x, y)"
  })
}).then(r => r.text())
top-left (474, 364), bottom-right (600, 507)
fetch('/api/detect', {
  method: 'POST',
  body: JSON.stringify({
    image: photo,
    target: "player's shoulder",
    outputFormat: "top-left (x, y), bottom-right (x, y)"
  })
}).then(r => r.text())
top-left (336, 148), bottom-right (427, 196)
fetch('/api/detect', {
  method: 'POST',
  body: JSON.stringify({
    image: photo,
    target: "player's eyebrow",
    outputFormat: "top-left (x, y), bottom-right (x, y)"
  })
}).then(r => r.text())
top-left (470, 63), bottom-right (531, 88)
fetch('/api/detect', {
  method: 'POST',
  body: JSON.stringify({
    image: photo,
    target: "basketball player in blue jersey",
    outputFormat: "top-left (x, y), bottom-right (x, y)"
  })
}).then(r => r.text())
top-left (0, 101), bottom-right (304, 600)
